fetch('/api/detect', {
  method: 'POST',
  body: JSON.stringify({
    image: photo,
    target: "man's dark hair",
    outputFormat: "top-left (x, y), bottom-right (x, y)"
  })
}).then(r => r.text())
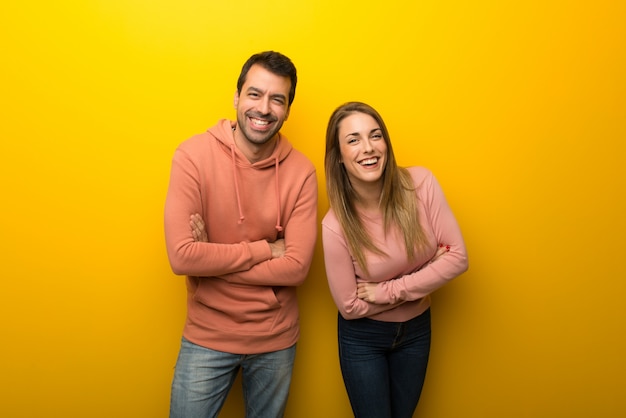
top-left (236, 51), bottom-right (297, 106)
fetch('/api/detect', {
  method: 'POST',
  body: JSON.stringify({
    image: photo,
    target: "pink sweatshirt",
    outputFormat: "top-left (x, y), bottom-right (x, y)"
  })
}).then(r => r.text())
top-left (322, 167), bottom-right (468, 322)
top-left (164, 119), bottom-right (317, 354)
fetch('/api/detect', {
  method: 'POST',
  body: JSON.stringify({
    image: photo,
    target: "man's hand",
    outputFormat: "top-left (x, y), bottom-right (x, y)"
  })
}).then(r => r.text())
top-left (190, 213), bottom-right (208, 242)
top-left (268, 239), bottom-right (285, 259)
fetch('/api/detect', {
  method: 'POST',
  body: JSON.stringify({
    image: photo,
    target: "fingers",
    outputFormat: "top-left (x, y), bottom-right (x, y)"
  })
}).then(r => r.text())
top-left (189, 213), bottom-right (208, 242)
top-left (436, 244), bottom-right (449, 257)
top-left (190, 226), bottom-right (202, 241)
top-left (268, 238), bottom-right (287, 258)
top-left (274, 239), bottom-right (285, 252)
top-left (190, 213), bottom-right (205, 229)
top-left (356, 282), bottom-right (374, 303)
top-left (356, 283), bottom-right (364, 299)
top-left (356, 283), bottom-right (364, 298)
top-left (425, 244), bottom-right (450, 266)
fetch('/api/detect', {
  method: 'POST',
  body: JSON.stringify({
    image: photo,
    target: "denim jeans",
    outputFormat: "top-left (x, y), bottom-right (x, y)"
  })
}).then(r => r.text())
top-left (338, 308), bottom-right (431, 418)
top-left (169, 337), bottom-right (296, 418)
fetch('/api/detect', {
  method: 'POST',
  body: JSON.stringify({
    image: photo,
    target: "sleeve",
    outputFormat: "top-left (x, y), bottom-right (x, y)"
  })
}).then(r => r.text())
top-left (374, 171), bottom-right (469, 304)
top-left (322, 220), bottom-right (405, 320)
top-left (216, 170), bottom-right (318, 287)
top-left (164, 147), bottom-right (272, 277)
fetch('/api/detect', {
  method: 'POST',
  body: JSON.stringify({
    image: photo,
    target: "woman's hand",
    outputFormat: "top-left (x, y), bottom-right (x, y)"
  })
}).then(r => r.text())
top-left (430, 244), bottom-right (450, 264)
top-left (356, 282), bottom-right (378, 303)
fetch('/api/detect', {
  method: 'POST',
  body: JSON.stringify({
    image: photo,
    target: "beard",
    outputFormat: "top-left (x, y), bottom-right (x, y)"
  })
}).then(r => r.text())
top-left (236, 110), bottom-right (284, 146)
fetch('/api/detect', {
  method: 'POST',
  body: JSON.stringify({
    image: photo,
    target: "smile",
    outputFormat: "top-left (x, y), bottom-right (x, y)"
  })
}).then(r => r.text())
top-left (359, 157), bottom-right (379, 166)
top-left (250, 117), bottom-right (270, 127)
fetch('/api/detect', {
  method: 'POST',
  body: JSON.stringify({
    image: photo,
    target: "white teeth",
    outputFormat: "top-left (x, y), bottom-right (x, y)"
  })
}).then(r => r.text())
top-left (251, 118), bottom-right (269, 126)
top-left (360, 158), bottom-right (378, 165)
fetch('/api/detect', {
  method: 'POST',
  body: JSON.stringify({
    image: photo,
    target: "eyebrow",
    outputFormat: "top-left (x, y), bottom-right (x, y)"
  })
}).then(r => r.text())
top-left (344, 128), bottom-right (382, 139)
top-left (247, 86), bottom-right (287, 102)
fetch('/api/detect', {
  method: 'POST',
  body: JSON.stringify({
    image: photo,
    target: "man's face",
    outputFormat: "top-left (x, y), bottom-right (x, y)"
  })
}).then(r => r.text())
top-left (234, 64), bottom-right (292, 146)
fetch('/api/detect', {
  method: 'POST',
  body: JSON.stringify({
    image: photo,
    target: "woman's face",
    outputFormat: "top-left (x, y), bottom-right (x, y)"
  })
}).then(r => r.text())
top-left (338, 112), bottom-right (388, 191)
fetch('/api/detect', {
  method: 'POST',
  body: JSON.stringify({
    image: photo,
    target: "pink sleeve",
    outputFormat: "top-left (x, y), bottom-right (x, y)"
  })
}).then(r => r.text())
top-left (164, 148), bottom-right (272, 277)
top-left (217, 171), bottom-right (318, 286)
top-left (375, 171), bottom-right (468, 304)
top-left (323, 219), bottom-right (405, 320)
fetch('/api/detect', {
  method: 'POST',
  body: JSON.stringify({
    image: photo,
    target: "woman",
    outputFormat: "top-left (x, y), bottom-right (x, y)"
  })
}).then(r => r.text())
top-left (322, 102), bottom-right (468, 418)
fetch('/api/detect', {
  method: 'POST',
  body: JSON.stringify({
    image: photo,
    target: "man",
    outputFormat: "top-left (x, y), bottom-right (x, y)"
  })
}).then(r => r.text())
top-left (164, 51), bottom-right (317, 418)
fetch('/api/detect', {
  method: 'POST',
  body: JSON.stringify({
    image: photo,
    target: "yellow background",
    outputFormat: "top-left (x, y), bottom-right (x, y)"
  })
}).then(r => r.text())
top-left (1, 1), bottom-right (625, 417)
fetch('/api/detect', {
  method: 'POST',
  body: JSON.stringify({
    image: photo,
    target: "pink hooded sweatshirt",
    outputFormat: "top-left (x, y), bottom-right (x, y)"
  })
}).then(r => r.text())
top-left (164, 119), bottom-right (318, 354)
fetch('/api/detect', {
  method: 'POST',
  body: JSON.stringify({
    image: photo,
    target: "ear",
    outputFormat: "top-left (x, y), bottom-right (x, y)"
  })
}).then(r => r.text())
top-left (284, 106), bottom-right (290, 121)
top-left (233, 91), bottom-right (239, 108)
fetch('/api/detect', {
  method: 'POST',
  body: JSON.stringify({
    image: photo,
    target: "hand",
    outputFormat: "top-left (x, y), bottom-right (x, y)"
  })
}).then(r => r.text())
top-left (268, 239), bottom-right (285, 259)
top-left (190, 213), bottom-right (208, 242)
top-left (429, 244), bottom-right (450, 264)
top-left (357, 244), bottom-right (450, 304)
top-left (357, 282), bottom-right (378, 303)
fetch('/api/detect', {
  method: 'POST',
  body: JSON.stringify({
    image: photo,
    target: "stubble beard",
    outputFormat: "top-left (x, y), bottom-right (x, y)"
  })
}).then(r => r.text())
top-left (237, 111), bottom-right (283, 146)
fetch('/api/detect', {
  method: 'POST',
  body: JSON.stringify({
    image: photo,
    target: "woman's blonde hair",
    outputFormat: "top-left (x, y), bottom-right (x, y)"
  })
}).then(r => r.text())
top-left (325, 102), bottom-right (428, 274)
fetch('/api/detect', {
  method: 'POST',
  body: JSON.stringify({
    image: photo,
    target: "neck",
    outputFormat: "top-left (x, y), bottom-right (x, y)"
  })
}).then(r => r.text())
top-left (233, 128), bottom-right (277, 164)
top-left (354, 184), bottom-right (383, 214)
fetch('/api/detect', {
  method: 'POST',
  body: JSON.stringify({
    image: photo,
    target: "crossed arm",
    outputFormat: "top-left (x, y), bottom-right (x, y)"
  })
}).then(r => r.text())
top-left (189, 213), bottom-right (286, 258)
top-left (355, 244), bottom-right (449, 303)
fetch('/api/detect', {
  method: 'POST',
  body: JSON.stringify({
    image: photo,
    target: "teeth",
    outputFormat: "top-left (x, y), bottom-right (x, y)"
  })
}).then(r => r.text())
top-left (251, 118), bottom-right (269, 126)
top-left (360, 158), bottom-right (377, 165)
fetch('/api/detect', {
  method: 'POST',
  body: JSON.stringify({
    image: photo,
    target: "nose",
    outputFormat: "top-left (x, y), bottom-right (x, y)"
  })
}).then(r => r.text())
top-left (257, 97), bottom-right (270, 115)
top-left (362, 139), bottom-right (374, 153)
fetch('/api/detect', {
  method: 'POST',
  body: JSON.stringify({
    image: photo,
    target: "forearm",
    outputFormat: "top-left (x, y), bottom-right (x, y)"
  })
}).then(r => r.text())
top-left (375, 174), bottom-right (469, 303)
top-left (336, 291), bottom-right (406, 320)
top-left (323, 226), bottom-right (404, 319)
top-left (164, 152), bottom-right (273, 276)
top-left (165, 233), bottom-right (272, 277)
top-left (217, 173), bottom-right (318, 286)
top-left (376, 245), bottom-right (468, 303)
top-left (217, 252), bottom-right (311, 286)
top-left (217, 219), bottom-right (317, 286)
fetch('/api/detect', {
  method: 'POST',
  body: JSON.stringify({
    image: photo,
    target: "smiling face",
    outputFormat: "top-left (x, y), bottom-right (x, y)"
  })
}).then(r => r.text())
top-left (234, 64), bottom-right (292, 149)
top-left (338, 112), bottom-right (388, 192)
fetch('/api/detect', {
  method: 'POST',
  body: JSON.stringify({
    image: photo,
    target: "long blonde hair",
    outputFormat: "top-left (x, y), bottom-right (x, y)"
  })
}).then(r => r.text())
top-left (325, 102), bottom-right (428, 274)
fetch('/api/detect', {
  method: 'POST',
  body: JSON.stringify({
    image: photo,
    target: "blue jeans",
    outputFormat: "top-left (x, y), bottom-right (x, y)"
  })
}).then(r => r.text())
top-left (338, 308), bottom-right (431, 418)
top-left (169, 337), bottom-right (296, 418)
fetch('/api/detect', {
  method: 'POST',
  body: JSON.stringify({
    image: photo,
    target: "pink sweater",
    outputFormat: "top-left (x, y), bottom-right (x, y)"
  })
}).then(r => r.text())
top-left (322, 166), bottom-right (468, 322)
top-left (164, 119), bottom-right (317, 354)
